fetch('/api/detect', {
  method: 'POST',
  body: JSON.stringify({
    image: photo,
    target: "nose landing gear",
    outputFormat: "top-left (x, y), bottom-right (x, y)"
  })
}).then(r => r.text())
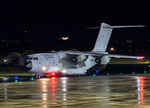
top-left (34, 73), bottom-right (41, 79)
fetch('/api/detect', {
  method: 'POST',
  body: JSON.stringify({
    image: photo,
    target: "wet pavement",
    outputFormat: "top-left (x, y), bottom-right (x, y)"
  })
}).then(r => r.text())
top-left (0, 75), bottom-right (150, 108)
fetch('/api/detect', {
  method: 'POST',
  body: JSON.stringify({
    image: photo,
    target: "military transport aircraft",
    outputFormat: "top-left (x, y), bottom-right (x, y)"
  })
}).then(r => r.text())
top-left (25, 22), bottom-right (145, 78)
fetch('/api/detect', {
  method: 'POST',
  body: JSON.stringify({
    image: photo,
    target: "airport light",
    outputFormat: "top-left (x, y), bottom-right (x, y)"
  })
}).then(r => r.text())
top-left (52, 77), bottom-right (55, 80)
top-left (15, 80), bottom-right (18, 83)
top-left (96, 70), bottom-right (99, 74)
top-left (30, 77), bottom-right (34, 81)
top-left (61, 37), bottom-right (69, 40)
top-left (3, 59), bottom-right (7, 63)
top-left (14, 76), bottom-right (18, 80)
top-left (93, 74), bottom-right (96, 76)
top-left (144, 71), bottom-right (147, 74)
top-left (40, 75), bottom-right (44, 78)
top-left (110, 47), bottom-right (115, 51)
top-left (47, 74), bottom-right (50, 77)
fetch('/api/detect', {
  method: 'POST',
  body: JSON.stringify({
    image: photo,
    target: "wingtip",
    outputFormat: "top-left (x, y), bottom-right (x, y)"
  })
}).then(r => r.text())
top-left (138, 56), bottom-right (145, 60)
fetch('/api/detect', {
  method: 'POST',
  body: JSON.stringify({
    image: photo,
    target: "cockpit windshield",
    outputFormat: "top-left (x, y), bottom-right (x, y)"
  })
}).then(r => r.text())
top-left (26, 57), bottom-right (38, 61)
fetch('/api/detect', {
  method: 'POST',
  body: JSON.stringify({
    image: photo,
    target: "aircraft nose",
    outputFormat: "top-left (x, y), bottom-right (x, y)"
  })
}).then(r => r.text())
top-left (25, 61), bottom-right (32, 70)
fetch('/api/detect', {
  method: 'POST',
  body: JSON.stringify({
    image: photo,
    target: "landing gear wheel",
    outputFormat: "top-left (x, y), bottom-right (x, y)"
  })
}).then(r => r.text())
top-left (35, 73), bottom-right (41, 79)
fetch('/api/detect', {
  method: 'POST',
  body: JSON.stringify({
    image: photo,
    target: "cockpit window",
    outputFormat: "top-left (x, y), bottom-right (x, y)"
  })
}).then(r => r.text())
top-left (36, 57), bottom-right (38, 60)
top-left (29, 58), bottom-right (32, 60)
top-left (27, 57), bottom-right (38, 60)
top-left (33, 57), bottom-right (38, 60)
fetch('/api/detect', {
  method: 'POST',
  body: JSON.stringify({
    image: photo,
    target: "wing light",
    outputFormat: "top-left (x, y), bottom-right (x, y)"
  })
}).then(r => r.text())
top-left (138, 56), bottom-right (145, 60)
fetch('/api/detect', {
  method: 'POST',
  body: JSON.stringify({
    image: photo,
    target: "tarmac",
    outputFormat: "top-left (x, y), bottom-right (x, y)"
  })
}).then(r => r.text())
top-left (0, 75), bottom-right (150, 108)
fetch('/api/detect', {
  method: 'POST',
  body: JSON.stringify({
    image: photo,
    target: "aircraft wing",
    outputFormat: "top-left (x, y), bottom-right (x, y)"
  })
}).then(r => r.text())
top-left (66, 51), bottom-right (144, 60)
top-left (66, 51), bottom-right (108, 56)
top-left (107, 54), bottom-right (144, 59)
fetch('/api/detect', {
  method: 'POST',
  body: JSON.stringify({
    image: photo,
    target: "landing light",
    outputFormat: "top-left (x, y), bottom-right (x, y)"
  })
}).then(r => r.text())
top-left (42, 66), bottom-right (47, 71)
top-left (62, 70), bottom-right (67, 73)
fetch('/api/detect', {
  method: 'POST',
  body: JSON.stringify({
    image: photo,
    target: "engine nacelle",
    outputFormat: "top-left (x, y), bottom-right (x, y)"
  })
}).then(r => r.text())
top-left (95, 57), bottom-right (101, 64)
top-left (101, 56), bottom-right (110, 64)
top-left (95, 56), bottom-right (110, 64)
top-left (76, 55), bottom-right (87, 62)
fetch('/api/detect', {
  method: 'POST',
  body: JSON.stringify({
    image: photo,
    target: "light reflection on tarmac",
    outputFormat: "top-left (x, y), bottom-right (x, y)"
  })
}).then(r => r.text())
top-left (0, 75), bottom-right (150, 108)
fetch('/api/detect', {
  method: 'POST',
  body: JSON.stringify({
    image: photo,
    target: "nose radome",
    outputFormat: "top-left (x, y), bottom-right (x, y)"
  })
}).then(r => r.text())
top-left (26, 61), bottom-right (32, 70)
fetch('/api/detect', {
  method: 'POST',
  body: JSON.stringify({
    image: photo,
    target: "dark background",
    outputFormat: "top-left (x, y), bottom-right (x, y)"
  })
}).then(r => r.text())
top-left (0, 1), bottom-right (150, 56)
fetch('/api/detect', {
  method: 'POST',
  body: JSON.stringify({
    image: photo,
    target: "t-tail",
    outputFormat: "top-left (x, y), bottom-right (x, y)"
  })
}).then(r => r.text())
top-left (92, 23), bottom-right (144, 52)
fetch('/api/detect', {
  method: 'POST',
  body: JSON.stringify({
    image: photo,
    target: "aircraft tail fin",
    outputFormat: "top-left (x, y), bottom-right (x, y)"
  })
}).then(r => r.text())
top-left (92, 22), bottom-right (144, 52)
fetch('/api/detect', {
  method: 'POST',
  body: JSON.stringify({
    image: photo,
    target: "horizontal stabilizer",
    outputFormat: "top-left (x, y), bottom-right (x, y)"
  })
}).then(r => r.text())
top-left (110, 25), bottom-right (145, 28)
top-left (87, 25), bottom-right (145, 29)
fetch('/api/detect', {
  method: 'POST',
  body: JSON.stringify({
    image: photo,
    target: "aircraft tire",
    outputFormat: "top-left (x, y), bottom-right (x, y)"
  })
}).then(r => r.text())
top-left (35, 74), bottom-right (41, 79)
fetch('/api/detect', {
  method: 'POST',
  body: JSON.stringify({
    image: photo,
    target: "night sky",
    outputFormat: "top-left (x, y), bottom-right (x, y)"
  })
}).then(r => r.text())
top-left (0, 1), bottom-right (150, 54)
